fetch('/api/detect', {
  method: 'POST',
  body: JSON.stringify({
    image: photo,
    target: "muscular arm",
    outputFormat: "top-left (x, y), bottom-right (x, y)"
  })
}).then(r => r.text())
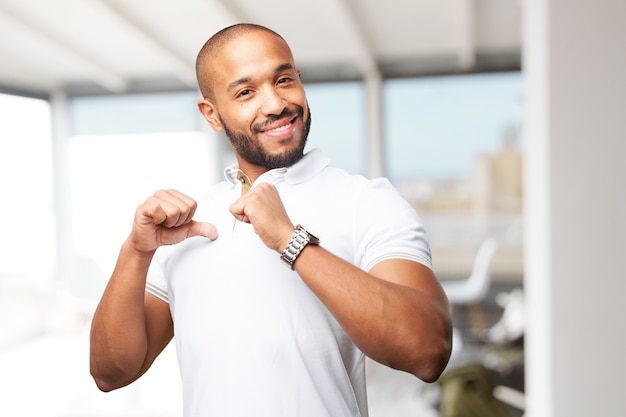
top-left (230, 183), bottom-right (452, 382)
top-left (89, 243), bottom-right (173, 392)
top-left (90, 190), bottom-right (217, 391)
top-left (294, 247), bottom-right (452, 382)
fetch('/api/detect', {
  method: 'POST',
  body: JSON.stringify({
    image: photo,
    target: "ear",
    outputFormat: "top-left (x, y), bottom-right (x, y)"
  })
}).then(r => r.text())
top-left (198, 99), bottom-right (223, 132)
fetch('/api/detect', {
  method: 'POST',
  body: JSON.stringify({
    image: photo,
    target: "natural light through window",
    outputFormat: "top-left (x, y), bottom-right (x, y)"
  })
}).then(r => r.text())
top-left (0, 94), bottom-right (54, 291)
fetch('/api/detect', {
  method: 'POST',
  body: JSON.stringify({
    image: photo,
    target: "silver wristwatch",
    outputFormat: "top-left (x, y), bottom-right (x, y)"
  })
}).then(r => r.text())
top-left (280, 224), bottom-right (320, 270)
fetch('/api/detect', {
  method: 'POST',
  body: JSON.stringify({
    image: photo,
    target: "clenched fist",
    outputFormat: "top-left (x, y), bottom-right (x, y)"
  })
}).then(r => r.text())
top-left (229, 182), bottom-right (294, 253)
top-left (128, 189), bottom-right (218, 254)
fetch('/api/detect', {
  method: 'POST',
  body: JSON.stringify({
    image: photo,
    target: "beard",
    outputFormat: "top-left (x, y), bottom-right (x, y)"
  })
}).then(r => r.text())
top-left (220, 105), bottom-right (311, 170)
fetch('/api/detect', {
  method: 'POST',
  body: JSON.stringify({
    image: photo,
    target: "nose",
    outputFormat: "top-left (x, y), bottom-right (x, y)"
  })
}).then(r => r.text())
top-left (260, 86), bottom-right (287, 116)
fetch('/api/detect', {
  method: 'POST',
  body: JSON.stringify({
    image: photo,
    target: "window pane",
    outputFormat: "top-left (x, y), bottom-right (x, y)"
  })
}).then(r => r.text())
top-left (0, 94), bottom-right (54, 287)
top-left (384, 72), bottom-right (524, 281)
top-left (304, 82), bottom-right (366, 175)
top-left (70, 91), bottom-right (200, 135)
top-left (384, 72), bottom-right (523, 183)
top-left (0, 93), bottom-right (54, 347)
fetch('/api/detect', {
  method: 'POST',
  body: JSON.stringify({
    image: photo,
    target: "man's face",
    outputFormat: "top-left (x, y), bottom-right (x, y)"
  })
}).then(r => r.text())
top-left (206, 31), bottom-right (311, 170)
top-left (220, 105), bottom-right (311, 170)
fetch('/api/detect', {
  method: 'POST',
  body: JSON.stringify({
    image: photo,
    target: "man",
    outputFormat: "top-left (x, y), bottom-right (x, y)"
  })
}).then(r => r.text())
top-left (90, 23), bottom-right (452, 416)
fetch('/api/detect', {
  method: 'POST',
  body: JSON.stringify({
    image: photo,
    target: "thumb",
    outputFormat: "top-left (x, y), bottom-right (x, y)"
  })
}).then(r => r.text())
top-left (187, 220), bottom-right (219, 241)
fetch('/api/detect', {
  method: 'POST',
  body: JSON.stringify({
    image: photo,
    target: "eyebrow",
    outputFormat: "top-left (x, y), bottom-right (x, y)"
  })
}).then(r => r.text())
top-left (226, 63), bottom-right (296, 93)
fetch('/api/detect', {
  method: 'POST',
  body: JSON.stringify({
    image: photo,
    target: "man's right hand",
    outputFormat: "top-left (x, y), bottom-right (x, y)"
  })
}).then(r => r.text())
top-left (128, 189), bottom-right (218, 254)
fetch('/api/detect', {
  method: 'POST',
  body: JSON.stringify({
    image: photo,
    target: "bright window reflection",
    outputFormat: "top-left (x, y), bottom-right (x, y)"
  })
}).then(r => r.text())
top-left (0, 94), bottom-right (54, 289)
top-left (0, 93), bottom-right (54, 349)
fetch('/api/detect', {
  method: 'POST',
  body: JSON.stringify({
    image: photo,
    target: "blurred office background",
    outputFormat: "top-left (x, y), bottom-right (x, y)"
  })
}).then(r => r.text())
top-left (0, 1), bottom-right (624, 416)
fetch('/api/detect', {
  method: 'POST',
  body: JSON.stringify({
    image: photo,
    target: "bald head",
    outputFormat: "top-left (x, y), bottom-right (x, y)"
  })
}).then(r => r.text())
top-left (195, 24), bottom-right (289, 99)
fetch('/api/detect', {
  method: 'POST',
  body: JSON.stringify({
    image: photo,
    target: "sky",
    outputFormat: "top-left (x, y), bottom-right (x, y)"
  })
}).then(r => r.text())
top-left (305, 72), bottom-right (524, 182)
top-left (384, 72), bottom-right (523, 182)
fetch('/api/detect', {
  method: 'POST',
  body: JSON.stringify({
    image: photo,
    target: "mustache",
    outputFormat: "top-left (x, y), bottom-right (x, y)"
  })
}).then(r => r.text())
top-left (253, 106), bottom-right (304, 133)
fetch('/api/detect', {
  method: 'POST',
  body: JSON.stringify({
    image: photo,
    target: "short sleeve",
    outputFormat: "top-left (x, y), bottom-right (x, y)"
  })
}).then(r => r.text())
top-left (355, 178), bottom-right (432, 272)
top-left (145, 250), bottom-right (169, 303)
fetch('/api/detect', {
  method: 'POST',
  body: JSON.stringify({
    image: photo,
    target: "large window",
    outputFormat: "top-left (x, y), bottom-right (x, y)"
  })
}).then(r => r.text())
top-left (0, 93), bottom-right (54, 347)
top-left (384, 72), bottom-right (524, 280)
top-left (66, 92), bottom-right (217, 297)
top-left (0, 74), bottom-right (524, 414)
top-left (304, 81), bottom-right (366, 175)
top-left (385, 72), bottom-right (523, 183)
top-left (0, 74), bottom-right (523, 325)
top-left (0, 94), bottom-right (55, 285)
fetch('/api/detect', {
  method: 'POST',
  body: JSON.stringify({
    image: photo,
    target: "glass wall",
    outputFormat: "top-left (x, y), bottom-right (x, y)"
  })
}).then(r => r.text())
top-left (304, 81), bottom-right (366, 176)
top-left (0, 73), bottom-right (524, 341)
top-left (384, 72), bottom-right (524, 282)
top-left (0, 93), bottom-right (55, 349)
top-left (0, 74), bottom-right (524, 322)
top-left (0, 73), bottom-right (524, 414)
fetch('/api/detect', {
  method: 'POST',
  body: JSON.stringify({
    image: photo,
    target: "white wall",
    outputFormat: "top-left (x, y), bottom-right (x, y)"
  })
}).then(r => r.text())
top-left (524, 1), bottom-right (626, 416)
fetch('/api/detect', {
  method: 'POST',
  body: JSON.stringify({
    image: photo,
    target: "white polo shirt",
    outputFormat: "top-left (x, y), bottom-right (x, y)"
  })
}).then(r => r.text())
top-left (146, 148), bottom-right (432, 417)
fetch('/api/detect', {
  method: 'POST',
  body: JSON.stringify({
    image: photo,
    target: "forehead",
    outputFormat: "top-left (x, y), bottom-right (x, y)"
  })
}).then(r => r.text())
top-left (210, 31), bottom-right (295, 90)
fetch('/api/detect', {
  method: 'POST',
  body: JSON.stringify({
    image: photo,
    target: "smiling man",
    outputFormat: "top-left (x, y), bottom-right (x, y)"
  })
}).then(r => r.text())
top-left (197, 26), bottom-right (311, 175)
top-left (89, 23), bottom-right (452, 417)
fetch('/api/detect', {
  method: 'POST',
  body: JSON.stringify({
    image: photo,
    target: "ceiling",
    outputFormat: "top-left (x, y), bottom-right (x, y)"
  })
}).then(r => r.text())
top-left (0, 0), bottom-right (522, 98)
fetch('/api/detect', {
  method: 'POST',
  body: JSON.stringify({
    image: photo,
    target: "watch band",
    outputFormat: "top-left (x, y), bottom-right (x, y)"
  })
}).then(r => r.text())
top-left (280, 225), bottom-right (320, 270)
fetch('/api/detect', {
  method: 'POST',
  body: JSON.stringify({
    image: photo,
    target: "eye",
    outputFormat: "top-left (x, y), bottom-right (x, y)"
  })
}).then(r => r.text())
top-left (277, 77), bottom-right (294, 86)
top-left (236, 89), bottom-right (252, 98)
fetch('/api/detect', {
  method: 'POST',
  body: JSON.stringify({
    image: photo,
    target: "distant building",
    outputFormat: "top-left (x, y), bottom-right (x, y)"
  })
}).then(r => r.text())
top-left (472, 129), bottom-right (523, 213)
top-left (396, 129), bottom-right (524, 281)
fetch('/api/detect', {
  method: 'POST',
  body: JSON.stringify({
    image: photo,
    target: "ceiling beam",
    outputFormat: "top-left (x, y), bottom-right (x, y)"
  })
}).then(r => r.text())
top-left (0, 2), bottom-right (127, 93)
top-left (336, 0), bottom-right (380, 78)
top-left (95, 0), bottom-right (197, 88)
top-left (213, 0), bottom-right (253, 23)
top-left (458, 0), bottom-right (477, 69)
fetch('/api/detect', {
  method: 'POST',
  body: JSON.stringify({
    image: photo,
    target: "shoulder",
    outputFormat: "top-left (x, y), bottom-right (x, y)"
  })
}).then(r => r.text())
top-left (318, 166), bottom-right (405, 202)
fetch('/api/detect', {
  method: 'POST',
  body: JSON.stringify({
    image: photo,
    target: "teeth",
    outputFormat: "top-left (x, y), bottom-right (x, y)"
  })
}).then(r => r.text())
top-left (267, 122), bottom-right (291, 133)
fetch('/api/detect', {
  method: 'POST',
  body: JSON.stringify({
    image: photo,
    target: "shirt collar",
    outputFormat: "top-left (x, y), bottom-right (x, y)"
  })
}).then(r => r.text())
top-left (224, 148), bottom-right (330, 186)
